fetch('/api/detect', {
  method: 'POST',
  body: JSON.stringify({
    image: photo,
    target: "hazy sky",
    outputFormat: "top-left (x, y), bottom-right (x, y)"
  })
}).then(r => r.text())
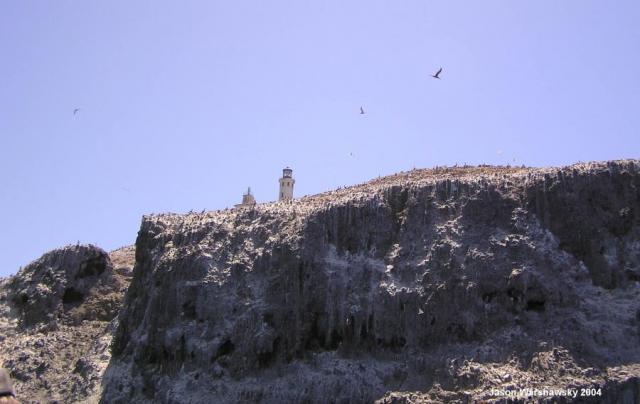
top-left (1, 1), bottom-right (639, 276)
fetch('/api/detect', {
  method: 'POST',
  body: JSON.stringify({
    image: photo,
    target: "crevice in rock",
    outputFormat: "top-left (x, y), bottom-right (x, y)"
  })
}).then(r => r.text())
top-left (526, 299), bottom-right (546, 312)
top-left (217, 339), bottom-right (235, 358)
top-left (62, 288), bottom-right (84, 305)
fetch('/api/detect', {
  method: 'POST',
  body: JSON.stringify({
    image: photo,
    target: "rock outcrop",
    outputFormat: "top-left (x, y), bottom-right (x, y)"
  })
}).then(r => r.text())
top-left (100, 160), bottom-right (640, 403)
top-left (0, 245), bottom-right (134, 403)
top-left (7, 245), bottom-right (124, 328)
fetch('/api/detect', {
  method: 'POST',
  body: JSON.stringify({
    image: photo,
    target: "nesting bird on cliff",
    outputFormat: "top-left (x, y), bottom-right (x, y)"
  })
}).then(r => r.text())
top-left (432, 67), bottom-right (443, 79)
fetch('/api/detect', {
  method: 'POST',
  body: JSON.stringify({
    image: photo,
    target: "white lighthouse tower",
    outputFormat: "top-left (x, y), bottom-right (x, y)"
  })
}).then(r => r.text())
top-left (278, 167), bottom-right (295, 202)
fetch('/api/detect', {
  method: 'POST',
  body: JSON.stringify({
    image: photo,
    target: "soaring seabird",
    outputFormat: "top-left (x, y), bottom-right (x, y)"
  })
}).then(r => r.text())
top-left (431, 67), bottom-right (443, 79)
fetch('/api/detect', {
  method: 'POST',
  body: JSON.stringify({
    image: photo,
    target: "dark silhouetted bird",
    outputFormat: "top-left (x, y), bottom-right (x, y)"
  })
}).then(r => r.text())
top-left (432, 68), bottom-right (443, 79)
top-left (73, 108), bottom-right (80, 115)
top-left (360, 106), bottom-right (365, 114)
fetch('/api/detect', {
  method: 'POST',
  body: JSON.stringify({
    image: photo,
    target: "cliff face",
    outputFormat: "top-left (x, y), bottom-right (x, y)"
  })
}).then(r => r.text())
top-left (102, 160), bottom-right (640, 403)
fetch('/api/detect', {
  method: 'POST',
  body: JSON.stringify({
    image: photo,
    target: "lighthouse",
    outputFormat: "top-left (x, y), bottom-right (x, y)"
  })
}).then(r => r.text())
top-left (278, 167), bottom-right (295, 202)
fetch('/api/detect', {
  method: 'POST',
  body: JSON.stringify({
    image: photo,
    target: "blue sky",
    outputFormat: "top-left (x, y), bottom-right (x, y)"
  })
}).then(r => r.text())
top-left (1, 1), bottom-right (639, 276)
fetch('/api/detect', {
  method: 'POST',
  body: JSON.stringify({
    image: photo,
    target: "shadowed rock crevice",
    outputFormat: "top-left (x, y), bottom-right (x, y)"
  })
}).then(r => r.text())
top-left (62, 287), bottom-right (85, 305)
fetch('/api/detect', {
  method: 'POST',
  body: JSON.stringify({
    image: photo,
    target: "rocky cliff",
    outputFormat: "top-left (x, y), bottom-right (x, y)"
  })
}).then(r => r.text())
top-left (96, 160), bottom-right (640, 403)
top-left (1, 161), bottom-right (639, 403)
top-left (0, 245), bottom-right (134, 403)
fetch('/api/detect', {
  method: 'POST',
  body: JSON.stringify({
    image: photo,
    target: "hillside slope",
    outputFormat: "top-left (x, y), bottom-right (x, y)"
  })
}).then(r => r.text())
top-left (0, 245), bottom-right (134, 403)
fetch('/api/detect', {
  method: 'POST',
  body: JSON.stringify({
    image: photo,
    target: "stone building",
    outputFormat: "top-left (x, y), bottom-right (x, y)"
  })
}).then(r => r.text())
top-left (235, 187), bottom-right (256, 208)
top-left (278, 167), bottom-right (295, 202)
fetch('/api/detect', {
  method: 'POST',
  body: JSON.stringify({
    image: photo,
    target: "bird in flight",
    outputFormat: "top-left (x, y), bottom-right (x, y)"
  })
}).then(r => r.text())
top-left (360, 106), bottom-right (365, 115)
top-left (432, 68), bottom-right (443, 79)
top-left (73, 108), bottom-right (81, 115)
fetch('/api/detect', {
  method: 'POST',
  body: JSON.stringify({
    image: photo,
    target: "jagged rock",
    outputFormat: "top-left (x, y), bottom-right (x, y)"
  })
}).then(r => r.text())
top-left (6, 244), bottom-right (123, 328)
top-left (100, 160), bottom-right (640, 403)
top-left (0, 245), bottom-right (134, 403)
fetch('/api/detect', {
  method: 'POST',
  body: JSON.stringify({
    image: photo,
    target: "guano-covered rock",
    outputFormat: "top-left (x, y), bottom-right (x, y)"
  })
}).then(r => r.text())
top-left (102, 160), bottom-right (640, 403)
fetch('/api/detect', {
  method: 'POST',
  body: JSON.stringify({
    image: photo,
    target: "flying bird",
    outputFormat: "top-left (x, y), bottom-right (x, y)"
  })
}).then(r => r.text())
top-left (73, 108), bottom-right (81, 115)
top-left (360, 106), bottom-right (365, 115)
top-left (431, 67), bottom-right (443, 79)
